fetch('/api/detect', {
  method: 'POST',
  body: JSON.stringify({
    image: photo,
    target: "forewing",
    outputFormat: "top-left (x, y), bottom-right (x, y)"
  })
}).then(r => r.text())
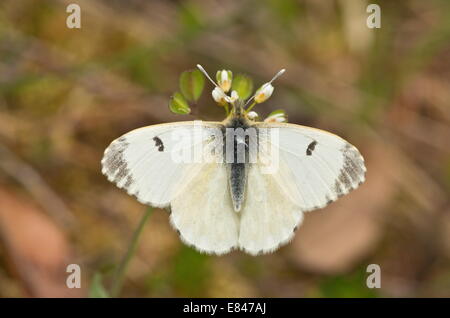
top-left (255, 122), bottom-right (366, 212)
top-left (101, 121), bottom-right (223, 207)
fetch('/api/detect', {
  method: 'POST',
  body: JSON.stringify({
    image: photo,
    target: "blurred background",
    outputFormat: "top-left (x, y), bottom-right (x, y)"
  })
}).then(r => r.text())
top-left (0, 0), bottom-right (449, 297)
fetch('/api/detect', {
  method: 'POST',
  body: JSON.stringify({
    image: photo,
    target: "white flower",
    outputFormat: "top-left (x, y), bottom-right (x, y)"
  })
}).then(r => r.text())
top-left (216, 70), bottom-right (232, 92)
top-left (254, 83), bottom-right (274, 103)
top-left (212, 87), bottom-right (228, 104)
top-left (264, 111), bottom-right (287, 123)
top-left (247, 111), bottom-right (259, 120)
top-left (229, 90), bottom-right (239, 103)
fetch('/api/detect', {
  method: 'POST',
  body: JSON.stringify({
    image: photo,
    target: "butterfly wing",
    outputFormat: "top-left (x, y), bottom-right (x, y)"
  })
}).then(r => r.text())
top-left (101, 121), bottom-right (223, 208)
top-left (256, 122), bottom-right (366, 211)
top-left (170, 163), bottom-right (239, 255)
top-left (238, 122), bottom-right (366, 254)
top-left (238, 162), bottom-right (304, 255)
top-left (102, 120), bottom-right (366, 255)
top-left (102, 121), bottom-right (239, 254)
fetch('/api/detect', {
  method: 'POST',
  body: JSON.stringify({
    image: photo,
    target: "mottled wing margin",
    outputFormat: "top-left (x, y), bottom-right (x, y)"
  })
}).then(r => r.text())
top-left (101, 121), bottom-right (223, 208)
top-left (255, 123), bottom-right (366, 212)
top-left (170, 163), bottom-right (239, 255)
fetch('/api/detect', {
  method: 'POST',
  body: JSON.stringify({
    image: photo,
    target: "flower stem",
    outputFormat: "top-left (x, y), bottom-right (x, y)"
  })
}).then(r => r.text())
top-left (110, 207), bottom-right (153, 297)
top-left (224, 103), bottom-right (229, 116)
top-left (245, 101), bottom-right (257, 114)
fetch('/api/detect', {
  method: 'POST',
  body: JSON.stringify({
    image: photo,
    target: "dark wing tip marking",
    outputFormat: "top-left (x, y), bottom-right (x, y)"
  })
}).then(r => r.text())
top-left (306, 140), bottom-right (317, 156)
top-left (153, 136), bottom-right (164, 152)
top-left (333, 143), bottom-right (366, 198)
top-left (102, 138), bottom-right (132, 186)
top-left (124, 175), bottom-right (134, 189)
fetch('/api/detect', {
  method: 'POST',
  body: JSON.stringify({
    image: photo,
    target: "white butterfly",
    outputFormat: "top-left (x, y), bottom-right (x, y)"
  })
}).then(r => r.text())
top-left (101, 65), bottom-right (366, 255)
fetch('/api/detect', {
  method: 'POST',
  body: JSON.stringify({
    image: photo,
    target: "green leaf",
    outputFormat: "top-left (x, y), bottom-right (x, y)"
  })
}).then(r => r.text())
top-left (232, 74), bottom-right (253, 100)
top-left (179, 69), bottom-right (205, 102)
top-left (89, 272), bottom-right (110, 298)
top-left (169, 92), bottom-right (191, 115)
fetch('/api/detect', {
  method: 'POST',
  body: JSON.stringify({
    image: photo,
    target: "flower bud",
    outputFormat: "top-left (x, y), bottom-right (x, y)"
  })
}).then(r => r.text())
top-left (229, 90), bottom-right (239, 103)
top-left (264, 110), bottom-right (287, 123)
top-left (247, 111), bottom-right (259, 120)
top-left (254, 83), bottom-right (274, 103)
top-left (216, 70), bottom-right (232, 93)
top-left (212, 87), bottom-right (228, 105)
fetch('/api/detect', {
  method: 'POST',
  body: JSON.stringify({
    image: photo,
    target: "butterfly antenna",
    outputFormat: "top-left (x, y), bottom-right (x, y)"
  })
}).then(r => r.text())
top-left (244, 68), bottom-right (286, 108)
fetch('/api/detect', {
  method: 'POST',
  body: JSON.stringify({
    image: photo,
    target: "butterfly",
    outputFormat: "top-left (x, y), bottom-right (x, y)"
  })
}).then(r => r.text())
top-left (101, 65), bottom-right (366, 255)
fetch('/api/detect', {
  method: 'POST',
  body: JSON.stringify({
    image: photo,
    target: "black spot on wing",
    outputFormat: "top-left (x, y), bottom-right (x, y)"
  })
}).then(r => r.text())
top-left (306, 140), bottom-right (317, 156)
top-left (153, 136), bottom-right (164, 152)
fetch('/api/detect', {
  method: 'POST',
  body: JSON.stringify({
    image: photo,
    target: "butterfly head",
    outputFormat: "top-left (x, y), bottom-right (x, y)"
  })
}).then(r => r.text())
top-left (196, 64), bottom-right (285, 120)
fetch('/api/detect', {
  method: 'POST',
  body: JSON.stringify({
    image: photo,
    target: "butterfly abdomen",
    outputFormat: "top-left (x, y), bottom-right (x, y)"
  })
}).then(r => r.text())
top-left (228, 163), bottom-right (247, 212)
